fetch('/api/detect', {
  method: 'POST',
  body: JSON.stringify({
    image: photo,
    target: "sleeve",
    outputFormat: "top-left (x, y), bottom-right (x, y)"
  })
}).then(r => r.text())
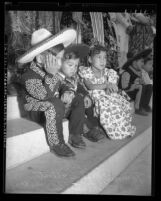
top-left (21, 71), bottom-right (60, 101)
top-left (107, 69), bottom-right (119, 84)
top-left (120, 71), bottom-right (130, 89)
top-left (78, 66), bottom-right (92, 80)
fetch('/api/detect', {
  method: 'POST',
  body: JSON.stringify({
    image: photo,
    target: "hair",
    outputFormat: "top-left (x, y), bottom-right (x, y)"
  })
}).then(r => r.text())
top-left (144, 57), bottom-right (153, 64)
top-left (63, 51), bottom-right (79, 61)
top-left (89, 45), bottom-right (107, 58)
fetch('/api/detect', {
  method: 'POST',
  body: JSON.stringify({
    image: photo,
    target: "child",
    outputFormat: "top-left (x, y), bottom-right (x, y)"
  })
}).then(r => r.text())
top-left (17, 28), bottom-right (78, 157)
top-left (58, 44), bottom-right (106, 146)
top-left (79, 44), bottom-right (136, 140)
top-left (119, 48), bottom-right (152, 115)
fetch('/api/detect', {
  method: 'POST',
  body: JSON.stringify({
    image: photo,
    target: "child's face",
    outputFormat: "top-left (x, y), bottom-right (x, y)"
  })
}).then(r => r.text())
top-left (61, 58), bottom-right (80, 78)
top-left (132, 58), bottom-right (144, 71)
top-left (89, 51), bottom-right (107, 71)
top-left (143, 60), bottom-right (153, 72)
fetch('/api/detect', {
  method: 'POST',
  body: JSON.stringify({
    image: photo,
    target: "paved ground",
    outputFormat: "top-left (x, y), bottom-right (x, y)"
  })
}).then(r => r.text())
top-left (100, 143), bottom-right (152, 195)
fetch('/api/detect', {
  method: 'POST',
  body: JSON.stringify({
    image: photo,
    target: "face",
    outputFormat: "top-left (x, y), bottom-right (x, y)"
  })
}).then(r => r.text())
top-left (89, 51), bottom-right (107, 71)
top-left (143, 60), bottom-right (153, 72)
top-left (37, 49), bottom-right (64, 75)
top-left (61, 58), bottom-right (80, 78)
top-left (132, 58), bottom-right (144, 71)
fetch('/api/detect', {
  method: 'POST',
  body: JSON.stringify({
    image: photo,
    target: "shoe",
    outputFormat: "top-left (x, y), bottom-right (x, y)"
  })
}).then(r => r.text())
top-left (135, 108), bottom-right (148, 116)
top-left (50, 143), bottom-right (75, 157)
top-left (84, 127), bottom-right (106, 142)
top-left (68, 135), bottom-right (86, 149)
top-left (144, 106), bottom-right (152, 113)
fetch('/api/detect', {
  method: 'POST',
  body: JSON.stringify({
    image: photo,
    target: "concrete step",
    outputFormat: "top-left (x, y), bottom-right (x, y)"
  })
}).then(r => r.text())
top-left (5, 113), bottom-right (152, 194)
top-left (6, 118), bottom-right (69, 170)
top-left (7, 96), bottom-right (21, 120)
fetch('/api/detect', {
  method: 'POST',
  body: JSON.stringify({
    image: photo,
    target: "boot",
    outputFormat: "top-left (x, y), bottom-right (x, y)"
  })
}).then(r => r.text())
top-left (68, 134), bottom-right (86, 149)
top-left (50, 143), bottom-right (75, 157)
top-left (83, 127), bottom-right (106, 142)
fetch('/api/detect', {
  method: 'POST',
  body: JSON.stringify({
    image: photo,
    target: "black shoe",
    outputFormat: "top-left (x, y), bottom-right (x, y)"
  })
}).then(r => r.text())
top-left (135, 108), bottom-right (148, 116)
top-left (84, 127), bottom-right (106, 142)
top-left (68, 135), bottom-right (86, 149)
top-left (50, 143), bottom-right (75, 157)
top-left (144, 106), bottom-right (152, 113)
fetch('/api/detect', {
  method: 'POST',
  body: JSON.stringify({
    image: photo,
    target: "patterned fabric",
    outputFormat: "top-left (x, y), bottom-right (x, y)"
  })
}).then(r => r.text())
top-left (21, 62), bottom-right (62, 145)
top-left (25, 79), bottom-right (47, 100)
top-left (79, 66), bottom-right (136, 139)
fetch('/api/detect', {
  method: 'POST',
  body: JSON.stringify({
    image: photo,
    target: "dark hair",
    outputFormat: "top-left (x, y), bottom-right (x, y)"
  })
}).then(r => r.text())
top-left (63, 51), bottom-right (79, 60)
top-left (89, 45), bottom-right (107, 58)
top-left (144, 57), bottom-right (153, 64)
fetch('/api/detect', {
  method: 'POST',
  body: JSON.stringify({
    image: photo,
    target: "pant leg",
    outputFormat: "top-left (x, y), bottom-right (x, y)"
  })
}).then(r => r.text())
top-left (67, 94), bottom-right (85, 136)
top-left (25, 97), bottom-right (65, 146)
top-left (44, 98), bottom-right (65, 146)
top-left (140, 84), bottom-right (153, 109)
top-left (85, 105), bottom-right (100, 129)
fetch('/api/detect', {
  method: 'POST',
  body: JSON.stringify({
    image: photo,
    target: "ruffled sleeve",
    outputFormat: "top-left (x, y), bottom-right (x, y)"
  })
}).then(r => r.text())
top-left (107, 69), bottom-right (119, 84)
top-left (78, 66), bottom-right (93, 80)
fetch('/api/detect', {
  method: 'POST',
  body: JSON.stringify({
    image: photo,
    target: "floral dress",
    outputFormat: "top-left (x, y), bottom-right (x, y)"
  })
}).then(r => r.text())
top-left (79, 66), bottom-right (136, 140)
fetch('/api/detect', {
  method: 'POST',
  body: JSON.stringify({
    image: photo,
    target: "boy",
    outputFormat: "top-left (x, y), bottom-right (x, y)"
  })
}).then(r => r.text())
top-left (17, 28), bottom-right (77, 157)
top-left (58, 44), bottom-right (106, 147)
top-left (119, 48), bottom-right (152, 116)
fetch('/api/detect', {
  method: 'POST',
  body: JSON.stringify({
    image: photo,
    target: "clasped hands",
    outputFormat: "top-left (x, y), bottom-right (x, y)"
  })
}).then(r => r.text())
top-left (105, 80), bottom-right (118, 95)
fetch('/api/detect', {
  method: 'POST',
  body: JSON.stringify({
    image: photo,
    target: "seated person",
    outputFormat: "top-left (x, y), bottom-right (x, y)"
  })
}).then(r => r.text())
top-left (17, 28), bottom-right (78, 158)
top-left (58, 44), bottom-right (106, 144)
top-left (118, 48), bottom-right (152, 116)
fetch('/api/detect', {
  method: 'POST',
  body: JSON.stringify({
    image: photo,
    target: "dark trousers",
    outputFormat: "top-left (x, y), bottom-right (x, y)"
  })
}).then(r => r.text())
top-left (66, 94), bottom-right (85, 136)
top-left (127, 84), bottom-right (152, 109)
top-left (140, 84), bottom-right (153, 109)
top-left (85, 104), bottom-right (100, 129)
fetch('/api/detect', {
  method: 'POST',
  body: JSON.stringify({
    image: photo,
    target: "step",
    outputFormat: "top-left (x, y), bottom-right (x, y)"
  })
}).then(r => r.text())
top-left (7, 96), bottom-right (21, 120)
top-left (6, 118), bottom-right (69, 170)
top-left (5, 114), bottom-right (152, 194)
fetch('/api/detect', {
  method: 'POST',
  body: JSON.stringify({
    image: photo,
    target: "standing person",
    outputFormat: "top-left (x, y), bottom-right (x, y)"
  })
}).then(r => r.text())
top-left (79, 44), bottom-right (136, 140)
top-left (58, 44), bottom-right (106, 146)
top-left (17, 28), bottom-right (78, 157)
top-left (119, 48), bottom-right (152, 115)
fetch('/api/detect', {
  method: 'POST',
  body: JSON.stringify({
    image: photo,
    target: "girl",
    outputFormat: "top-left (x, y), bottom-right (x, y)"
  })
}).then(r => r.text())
top-left (79, 45), bottom-right (136, 140)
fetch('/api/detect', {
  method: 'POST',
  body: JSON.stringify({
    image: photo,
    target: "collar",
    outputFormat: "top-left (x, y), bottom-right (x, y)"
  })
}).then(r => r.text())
top-left (129, 65), bottom-right (141, 77)
top-left (30, 61), bottom-right (45, 78)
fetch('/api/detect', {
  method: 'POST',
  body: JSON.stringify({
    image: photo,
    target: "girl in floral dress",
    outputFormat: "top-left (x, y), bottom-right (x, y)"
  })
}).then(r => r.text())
top-left (79, 45), bottom-right (136, 140)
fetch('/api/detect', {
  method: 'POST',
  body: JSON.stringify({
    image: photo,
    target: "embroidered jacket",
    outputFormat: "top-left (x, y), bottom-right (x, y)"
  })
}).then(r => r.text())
top-left (20, 61), bottom-right (61, 111)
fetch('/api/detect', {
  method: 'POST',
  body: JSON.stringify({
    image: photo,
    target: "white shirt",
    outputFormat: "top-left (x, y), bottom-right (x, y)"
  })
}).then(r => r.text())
top-left (141, 69), bottom-right (153, 85)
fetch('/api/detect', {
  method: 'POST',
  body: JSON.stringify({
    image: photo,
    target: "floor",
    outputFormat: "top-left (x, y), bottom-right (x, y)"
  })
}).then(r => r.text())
top-left (100, 143), bottom-right (152, 195)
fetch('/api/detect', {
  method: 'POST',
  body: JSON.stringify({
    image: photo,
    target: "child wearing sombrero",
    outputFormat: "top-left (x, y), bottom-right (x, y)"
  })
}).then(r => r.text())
top-left (118, 48), bottom-right (152, 115)
top-left (17, 28), bottom-right (88, 157)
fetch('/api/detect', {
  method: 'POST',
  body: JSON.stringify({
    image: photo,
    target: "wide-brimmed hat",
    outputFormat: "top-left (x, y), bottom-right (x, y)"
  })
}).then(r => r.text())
top-left (64, 44), bottom-right (90, 59)
top-left (122, 48), bottom-right (152, 70)
top-left (17, 28), bottom-right (77, 64)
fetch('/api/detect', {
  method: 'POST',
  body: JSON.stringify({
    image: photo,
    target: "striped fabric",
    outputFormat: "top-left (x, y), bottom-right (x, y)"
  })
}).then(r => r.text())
top-left (72, 12), bottom-right (83, 44)
top-left (90, 12), bottom-right (104, 45)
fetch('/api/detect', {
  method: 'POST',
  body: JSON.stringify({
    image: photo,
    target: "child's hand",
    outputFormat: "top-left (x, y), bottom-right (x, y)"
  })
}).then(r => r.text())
top-left (44, 53), bottom-right (60, 75)
top-left (84, 95), bottom-right (92, 108)
top-left (61, 91), bottom-right (75, 105)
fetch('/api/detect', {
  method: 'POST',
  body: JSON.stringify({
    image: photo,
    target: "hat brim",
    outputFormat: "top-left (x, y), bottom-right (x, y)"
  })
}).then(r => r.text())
top-left (64, 44), bottom-right (90, 59)
top-left (122, 48), bottom-right (152, 70)
top-left (17, 28), bottom-right (77, 64)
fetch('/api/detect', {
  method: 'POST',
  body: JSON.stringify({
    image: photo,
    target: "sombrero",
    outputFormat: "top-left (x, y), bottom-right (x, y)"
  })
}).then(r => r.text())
top-left (17, 28), bottom-right (77, 64)
top-left (122, 48), bottom-right (152, 70)
top-left (64, 44), bottom-right (90, 59)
